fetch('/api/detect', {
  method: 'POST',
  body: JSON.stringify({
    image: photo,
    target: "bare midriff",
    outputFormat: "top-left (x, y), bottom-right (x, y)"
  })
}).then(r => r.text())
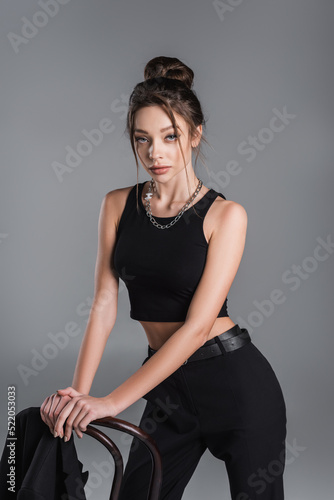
top-left (138, 316), bottom-right (236, 351)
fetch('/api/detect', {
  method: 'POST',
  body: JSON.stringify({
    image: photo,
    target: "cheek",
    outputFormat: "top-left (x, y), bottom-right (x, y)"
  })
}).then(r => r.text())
top-left (136, 144), bottom-right (148, 158)
top-left (174, 141), bottom-right (190, 161)
top-left (171, 148), bottom-right (180, 160)
top-left (175, 144), bottom-right (191, 164)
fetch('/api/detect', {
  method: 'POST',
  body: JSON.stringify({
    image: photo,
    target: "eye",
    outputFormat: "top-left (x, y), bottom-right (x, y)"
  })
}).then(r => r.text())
top-left (166, 134), bottom-right (179, 141)
top-left (134, 136), bottom-right (148, 144)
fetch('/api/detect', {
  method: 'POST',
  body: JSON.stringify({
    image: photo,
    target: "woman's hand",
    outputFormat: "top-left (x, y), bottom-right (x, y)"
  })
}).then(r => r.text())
top-left (51, 387), bottom-right (118, 441)
top-left (40, 390), bottom-right (73, 436)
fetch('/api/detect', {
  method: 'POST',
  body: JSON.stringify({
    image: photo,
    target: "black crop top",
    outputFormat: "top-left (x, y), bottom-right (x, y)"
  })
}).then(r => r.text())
top-left (113, 181), bottom-right (229, 322)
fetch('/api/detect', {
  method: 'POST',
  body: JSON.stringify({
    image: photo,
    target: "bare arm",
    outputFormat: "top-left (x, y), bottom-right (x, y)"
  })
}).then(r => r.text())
top-left (106, 200), bottom-right (248, 415)
top-left (71, 192), bottom-right (120, 394)
top-left (40, 189), bottom-right (121, 430)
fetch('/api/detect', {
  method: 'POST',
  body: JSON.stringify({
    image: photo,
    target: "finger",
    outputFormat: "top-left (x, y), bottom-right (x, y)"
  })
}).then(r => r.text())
top-left (41, 396), bottom-right (54, 431)
top-left (47, 393), bottom-right (62, 431)
top-left (56, 386), bottom-right (72, 394)
top-left (54, 398), bottom-right (78, 438)
top-left (48, 393), bottom-right (68, 435)
top-left (54, 394), bottom-right (72, 415)
top-left (61, 404), bottom-right (83, 442)
top-left (59, 398), bottom-right (88, 442)
top-left (70, 407), bottom-right (90, 440)
top-left (41, 394), bottom-right (62, 435)
top-left (52, 395), bottom-right (73, 437)
top-left (57, 387), bottom-right (80, 398)
top-left (40, 398), bottom-right (51, 427)
top-left (75, 411), bottom-right (95, 439)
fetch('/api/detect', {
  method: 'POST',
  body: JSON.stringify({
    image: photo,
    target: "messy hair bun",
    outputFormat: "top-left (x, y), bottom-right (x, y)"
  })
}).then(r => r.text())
top-left (144, 56), bottom-right (194, 90)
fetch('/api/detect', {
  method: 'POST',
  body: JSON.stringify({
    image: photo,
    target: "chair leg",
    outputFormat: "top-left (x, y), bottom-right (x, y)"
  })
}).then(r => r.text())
top-left (85, 424), bottom-right (123, 500)
top-left (84, 416), bottom-right (163, 500)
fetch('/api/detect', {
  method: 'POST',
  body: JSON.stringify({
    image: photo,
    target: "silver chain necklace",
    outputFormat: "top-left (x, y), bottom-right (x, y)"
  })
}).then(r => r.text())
top-left (143, 178), bottom-right (203, 229)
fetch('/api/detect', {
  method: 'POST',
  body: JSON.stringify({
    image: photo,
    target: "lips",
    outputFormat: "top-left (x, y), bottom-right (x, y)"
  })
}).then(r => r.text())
top-left (150, 166), bottom-right (171, 174)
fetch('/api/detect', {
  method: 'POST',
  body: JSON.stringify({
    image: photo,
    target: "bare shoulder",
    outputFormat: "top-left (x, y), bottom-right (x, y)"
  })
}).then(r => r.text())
top-left (104, 184), bottom-right (135, 203)
top-left (103, 184), bottom-right (136, 230)
top-left (215, 196), bottom-right (247, 222)
top-left (205, 193), bottom-right (248, 243)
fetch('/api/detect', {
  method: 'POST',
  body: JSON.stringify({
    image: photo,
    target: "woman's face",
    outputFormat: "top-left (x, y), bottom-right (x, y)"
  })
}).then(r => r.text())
top-left (133, 105), bottom-right (201, 181)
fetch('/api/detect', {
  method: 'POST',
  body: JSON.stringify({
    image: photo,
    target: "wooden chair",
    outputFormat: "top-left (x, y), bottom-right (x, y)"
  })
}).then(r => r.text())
top-left (84, 416), bottom-right (163, 500)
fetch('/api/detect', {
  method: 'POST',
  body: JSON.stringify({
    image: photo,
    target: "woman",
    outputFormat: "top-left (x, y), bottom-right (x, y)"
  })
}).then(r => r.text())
top-left (40, 56), bottom-right (287, 499)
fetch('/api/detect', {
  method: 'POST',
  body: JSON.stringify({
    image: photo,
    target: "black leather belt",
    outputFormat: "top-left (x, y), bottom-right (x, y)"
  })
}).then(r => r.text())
top-left (147, 324), bottom-right (251, 364)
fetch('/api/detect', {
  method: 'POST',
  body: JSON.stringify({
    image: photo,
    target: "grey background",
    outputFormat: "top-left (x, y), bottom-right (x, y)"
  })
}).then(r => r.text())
top-left (1, 0), bottom-right (334, 498)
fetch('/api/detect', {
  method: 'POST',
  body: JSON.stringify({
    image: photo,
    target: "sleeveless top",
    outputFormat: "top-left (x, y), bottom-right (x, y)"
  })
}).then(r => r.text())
top-left (113, 181), bottom-right (229, 322)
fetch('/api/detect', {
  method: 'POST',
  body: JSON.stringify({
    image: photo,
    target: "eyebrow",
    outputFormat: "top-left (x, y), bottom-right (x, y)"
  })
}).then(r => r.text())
top-left (134, 125), bottom-right (181, 134)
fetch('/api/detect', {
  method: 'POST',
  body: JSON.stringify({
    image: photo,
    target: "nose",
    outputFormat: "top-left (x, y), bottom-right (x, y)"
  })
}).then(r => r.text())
top-left (148, 140), bottom-right (163, 160)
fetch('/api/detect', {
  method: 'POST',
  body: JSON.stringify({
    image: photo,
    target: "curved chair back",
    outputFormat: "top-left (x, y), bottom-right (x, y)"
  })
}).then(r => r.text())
top-left (84, 416), bottom-right (162, 500)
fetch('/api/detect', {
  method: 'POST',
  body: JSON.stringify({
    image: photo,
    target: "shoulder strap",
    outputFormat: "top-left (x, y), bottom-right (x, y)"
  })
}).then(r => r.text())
top-left (192, 188), bottom-right (226, 214)
top-left (213, 190), bottom-right (227, 200)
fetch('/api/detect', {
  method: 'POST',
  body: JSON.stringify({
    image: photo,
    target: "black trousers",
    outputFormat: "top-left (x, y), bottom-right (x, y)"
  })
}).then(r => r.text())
top-left (118, 326), bottom-right (287, 500)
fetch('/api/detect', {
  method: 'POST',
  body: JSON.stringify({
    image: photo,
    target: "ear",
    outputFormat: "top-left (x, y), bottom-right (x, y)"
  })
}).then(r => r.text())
top-left (191, 124), bottom-right (203, 148)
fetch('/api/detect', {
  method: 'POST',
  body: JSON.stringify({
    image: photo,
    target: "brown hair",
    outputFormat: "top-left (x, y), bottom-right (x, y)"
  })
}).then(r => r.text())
top-left (125, 56), bottom-right (211, 217)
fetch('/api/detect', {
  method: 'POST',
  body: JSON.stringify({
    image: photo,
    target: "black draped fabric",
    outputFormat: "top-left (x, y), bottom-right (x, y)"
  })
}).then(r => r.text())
top-left (0, 406), bottom-right (88, 499)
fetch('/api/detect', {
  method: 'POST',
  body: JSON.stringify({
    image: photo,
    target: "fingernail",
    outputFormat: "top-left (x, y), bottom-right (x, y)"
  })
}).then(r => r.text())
top-left (54, 431), bottom-right (58, 438)
top-left (64, 436), bottom-right (68, 442)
